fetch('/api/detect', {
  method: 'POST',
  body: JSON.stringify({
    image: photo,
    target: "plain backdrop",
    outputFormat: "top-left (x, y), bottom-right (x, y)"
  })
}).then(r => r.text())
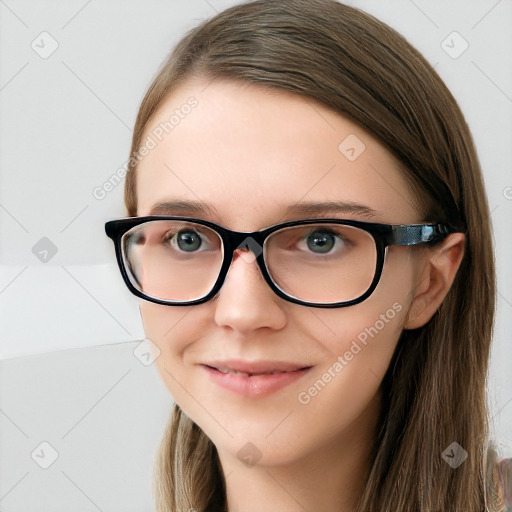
top-left (0, 0), bottom-right (511, 510)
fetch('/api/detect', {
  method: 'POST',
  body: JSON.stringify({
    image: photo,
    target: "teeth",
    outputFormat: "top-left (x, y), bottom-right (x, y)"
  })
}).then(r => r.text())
top-left (215, 367), bottom-right (287, 376)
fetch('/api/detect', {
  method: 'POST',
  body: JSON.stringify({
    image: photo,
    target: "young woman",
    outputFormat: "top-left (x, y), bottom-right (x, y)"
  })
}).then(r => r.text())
top-left (105, 0), bottom-right (503, 510)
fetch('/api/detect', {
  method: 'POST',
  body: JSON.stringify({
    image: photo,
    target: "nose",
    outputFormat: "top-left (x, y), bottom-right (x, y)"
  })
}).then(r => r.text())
top-left (212, 248), bottom-right (287, 334)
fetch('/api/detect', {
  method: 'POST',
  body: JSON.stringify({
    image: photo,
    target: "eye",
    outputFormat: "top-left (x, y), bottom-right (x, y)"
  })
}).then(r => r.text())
top-left (304, 230), bottom-right (337, 254)
top-left (167, 230), bottom-right (204, 252)
top-left (293, 228), bottom-right (352, 256)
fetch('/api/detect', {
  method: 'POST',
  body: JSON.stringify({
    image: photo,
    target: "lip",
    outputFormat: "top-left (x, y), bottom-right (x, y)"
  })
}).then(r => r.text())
top-left (204, 359), bottom-right (311, 374)
top-left (201, 359), bottom-right (313, 397)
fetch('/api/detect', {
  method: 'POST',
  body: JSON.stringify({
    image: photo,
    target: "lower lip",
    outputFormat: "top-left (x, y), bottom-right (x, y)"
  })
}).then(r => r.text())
top-left (201, 365), bottom-right (312, 397)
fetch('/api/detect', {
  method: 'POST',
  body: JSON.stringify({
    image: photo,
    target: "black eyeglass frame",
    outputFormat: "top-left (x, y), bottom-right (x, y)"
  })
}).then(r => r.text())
top-left (105, 215), bottom-right (458, 309)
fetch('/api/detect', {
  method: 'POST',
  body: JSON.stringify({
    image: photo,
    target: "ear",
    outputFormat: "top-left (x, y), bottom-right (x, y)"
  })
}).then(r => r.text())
top-left (404, 232), bottom-right (465, 330)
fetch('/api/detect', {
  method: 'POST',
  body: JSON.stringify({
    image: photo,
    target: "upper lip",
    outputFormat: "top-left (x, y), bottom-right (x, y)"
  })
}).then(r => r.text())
top-left (202, 359), bottom-right (312, 374)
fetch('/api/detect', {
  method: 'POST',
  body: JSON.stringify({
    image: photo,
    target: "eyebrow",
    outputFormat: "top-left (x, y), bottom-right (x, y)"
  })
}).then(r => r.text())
top-left (283, 200), bottom-right (381, 218)
top-left (149, 200), bottom-right (218, 216)
top-left (148, 200), bottom-right (381, 219)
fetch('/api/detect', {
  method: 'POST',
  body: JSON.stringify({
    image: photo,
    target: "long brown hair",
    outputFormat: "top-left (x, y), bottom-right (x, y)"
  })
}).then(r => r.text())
top-left (123, 1), bottom-right (501, 510)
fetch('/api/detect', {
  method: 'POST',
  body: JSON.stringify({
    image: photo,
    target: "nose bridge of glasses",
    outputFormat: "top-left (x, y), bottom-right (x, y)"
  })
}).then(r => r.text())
top-left (223, 229), bottom-right (266, 263)
top-left (214, 230), bottom-right (269, 295)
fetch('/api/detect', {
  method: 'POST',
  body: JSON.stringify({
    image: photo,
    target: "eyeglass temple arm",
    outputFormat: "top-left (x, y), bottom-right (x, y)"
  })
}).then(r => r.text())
top-left (388, 224), bottom-right (458, 246)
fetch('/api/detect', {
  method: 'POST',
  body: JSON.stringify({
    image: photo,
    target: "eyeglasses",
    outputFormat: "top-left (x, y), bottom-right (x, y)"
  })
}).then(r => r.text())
top-left (105, 216), bottom-right (457, 308)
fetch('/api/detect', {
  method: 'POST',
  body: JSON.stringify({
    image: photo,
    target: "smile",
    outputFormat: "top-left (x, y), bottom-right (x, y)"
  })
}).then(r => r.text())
top-left (201, 362), bottom-right (312, 397)
top-left (212, 367), bottom-right (299, 377)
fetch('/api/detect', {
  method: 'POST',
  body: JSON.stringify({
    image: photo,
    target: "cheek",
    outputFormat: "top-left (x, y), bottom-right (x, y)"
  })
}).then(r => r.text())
top-left (140, 301), bottom-right (204, 349)
top-left (291, 298), bottom-right (408, 445)
top-left (298, 299), bottom-right (407, 399)
top-left (295, 251), bottom-right (415, 385)
top-left (140, 302), bottom-right (179, 350)
top-left (139, 302), bottom-right (192, 379)
top-left (139, 302), bottom-right (213, 411)
top-left (297, 298), bottom-right (408, 367)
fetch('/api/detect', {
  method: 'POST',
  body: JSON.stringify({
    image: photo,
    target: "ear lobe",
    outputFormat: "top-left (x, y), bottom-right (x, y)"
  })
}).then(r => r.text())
top-left (404, 232), bottom-right (465, 330)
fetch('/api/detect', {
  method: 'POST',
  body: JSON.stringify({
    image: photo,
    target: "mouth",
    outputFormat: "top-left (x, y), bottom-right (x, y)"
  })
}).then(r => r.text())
top-left (200, 360), bottom-right (313, 396)
top-left (205, 366), bottom-right (309, 377)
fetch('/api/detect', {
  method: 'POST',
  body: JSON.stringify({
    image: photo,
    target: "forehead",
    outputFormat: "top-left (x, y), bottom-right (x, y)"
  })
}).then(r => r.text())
top-left (135, 78), bottom-right (420, 228)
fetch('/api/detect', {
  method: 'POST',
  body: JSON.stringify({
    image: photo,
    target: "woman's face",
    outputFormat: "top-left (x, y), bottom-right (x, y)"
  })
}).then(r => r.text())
top-left (136, 78), bottom-right (426, 469)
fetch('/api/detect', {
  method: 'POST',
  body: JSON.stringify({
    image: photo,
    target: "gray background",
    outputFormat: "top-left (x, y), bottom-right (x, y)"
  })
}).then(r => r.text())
top-left (0, 0), bottom-right (511, 510)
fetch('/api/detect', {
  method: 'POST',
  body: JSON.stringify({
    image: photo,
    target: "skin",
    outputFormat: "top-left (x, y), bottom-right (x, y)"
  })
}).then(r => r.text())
top-left (135, 78), bottom-right (465, 512)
